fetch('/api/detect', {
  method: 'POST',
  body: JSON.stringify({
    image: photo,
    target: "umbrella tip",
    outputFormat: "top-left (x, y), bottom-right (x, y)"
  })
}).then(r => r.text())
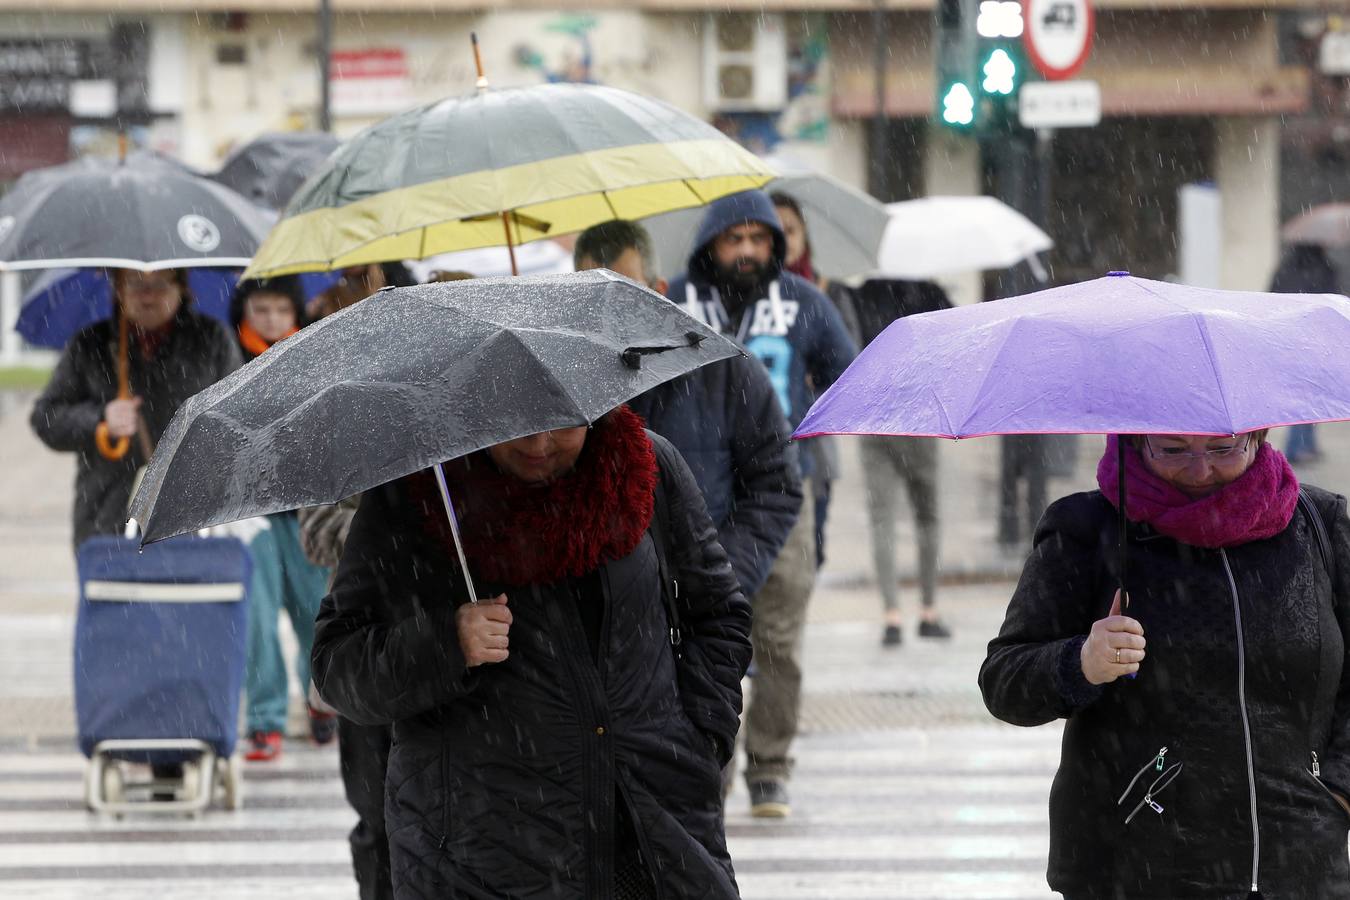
top-left (1107, 270), bottom-right (1131, 278)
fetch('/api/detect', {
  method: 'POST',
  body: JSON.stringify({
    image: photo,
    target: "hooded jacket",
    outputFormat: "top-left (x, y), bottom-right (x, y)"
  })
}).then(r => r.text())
top-left (311, 424), bottom-right (751, 900)
top-left (665, 191), bottom-right (856, 478)
top-left (31, 305), bottom-right (242, 548)
top-left (979, 486), bottom-right (1350, 899)
top-left (629, 351), bottom-right (802, 598)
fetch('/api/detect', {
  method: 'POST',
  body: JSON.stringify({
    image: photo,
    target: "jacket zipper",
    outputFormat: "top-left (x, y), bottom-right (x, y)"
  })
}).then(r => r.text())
top-left (1220, 549), bottom-right (1261, 894)
top-left (1307, 752), bottom-right (1348, 817)
top-left (1117, 746), bottom-right (1169, 806)
top-left (1123, 762), bottom-right (1185, 826)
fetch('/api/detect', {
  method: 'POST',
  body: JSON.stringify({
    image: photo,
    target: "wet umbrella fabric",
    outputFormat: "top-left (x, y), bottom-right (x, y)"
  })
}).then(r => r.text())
top-left (1280, 203), bottom-right (1350, 248)
top-left (793, 273), bottom-right (1350, 594)
top-left (129, 270), bottom-right (742, 544)
top-left (15, 268), bottom-right (343, 349)
top-left (0, 155), bottom-right (274, 271)
top-left (243, 82), bottom-right (774, 278)
top-left (643, 169), bottom-right (891, 280)
top-left (795, 273), bottom-right (1350, 440)
top-left (876, 196), bottom-right (1053, 279)
top-left (211, 132), bottom-right (340, 211)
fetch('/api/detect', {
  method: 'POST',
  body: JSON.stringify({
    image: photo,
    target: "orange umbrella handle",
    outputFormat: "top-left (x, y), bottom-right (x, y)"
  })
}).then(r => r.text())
top-left (95, 423), bottom-right (131, 461)
top-left (95, 301), bottom-right (133, 462)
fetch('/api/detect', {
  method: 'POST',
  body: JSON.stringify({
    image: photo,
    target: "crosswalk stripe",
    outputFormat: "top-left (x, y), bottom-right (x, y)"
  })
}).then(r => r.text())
top-left (0, 728), bottom-right (1060, 898)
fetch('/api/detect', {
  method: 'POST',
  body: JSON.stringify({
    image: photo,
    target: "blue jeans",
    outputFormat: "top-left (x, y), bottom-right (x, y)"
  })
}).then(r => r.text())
top-left (1287, 424), bottom-right (1319, 460)
top-left (245, 513), bottom-right (331, 732)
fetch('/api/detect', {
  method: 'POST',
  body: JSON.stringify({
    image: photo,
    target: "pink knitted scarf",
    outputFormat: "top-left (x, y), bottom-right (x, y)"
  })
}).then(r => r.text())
top-left (1096, 434), bottom-right (1298, 549)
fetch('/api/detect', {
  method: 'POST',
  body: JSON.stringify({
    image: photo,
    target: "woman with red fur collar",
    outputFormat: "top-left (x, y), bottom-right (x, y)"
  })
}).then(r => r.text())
top-left (312, 405), bottom-right (751, 900)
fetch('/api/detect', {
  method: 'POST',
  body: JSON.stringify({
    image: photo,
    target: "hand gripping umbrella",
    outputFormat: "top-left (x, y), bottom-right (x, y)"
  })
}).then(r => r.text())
top-left (793, 271), bottom-right (1350, 601)
top-left (128, 270), bottom-right (742, 600)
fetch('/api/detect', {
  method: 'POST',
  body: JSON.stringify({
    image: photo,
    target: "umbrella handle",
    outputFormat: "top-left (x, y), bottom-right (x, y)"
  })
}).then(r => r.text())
top-left (95, 424), bottom-right (131, 461)
top-left (95, 310), bottom-right (133, 462)
top-left (434, 462), bottom-right (480, 604)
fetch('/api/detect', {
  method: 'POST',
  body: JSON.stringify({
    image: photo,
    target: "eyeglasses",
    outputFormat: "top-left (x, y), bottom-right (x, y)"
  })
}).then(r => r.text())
top-left (1142, 434), bottom-right (1253, 466)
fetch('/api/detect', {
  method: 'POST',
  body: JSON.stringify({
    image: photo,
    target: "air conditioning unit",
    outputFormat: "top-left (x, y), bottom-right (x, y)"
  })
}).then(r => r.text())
top-left (702, 13), bottom-right (788, 113)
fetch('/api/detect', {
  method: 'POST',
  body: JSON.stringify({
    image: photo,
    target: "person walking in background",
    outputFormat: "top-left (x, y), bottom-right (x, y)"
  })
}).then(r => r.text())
top-left (31, 268), bottom-right (241, 549)
top-left (299, 260), bottom-right (416, 900)
top-left (772, 191), bottom-right (844, 568)
top-left (668, 190), bottom-right (856, 818)
top-left (980, 430), bottom-right (1350, 897)
top-left (843, 279), bottom-right (953, 646)
top-left (229, 276), bottom-right (336, 761)
top-left (574, 219), bottom-right (802, 615)
top-left (1269, 243), bottom-right (1340, 463)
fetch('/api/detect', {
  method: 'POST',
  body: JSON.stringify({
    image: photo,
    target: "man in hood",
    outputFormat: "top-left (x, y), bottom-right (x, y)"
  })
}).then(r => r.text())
top-left (575, 219), bottom-right (802, 600)
top-left (667, 190), bottom-right (857, 818)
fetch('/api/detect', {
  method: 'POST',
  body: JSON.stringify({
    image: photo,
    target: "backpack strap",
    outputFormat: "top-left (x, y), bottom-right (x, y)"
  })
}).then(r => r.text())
top-left (1299, 487), bottom-right (1333, 579)
top-left (648, 473), bottom-right (684, 657)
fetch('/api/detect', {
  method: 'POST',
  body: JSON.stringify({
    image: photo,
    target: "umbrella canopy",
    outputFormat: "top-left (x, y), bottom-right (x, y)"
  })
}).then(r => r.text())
top-left (15, 268), bottom-right (343, 349)
top-left (129, 270), bottom-right (742, 543)
top-left (876, 196), bottom-right (1053, 279)
top-left (1280, 203), bottom-right (1350, 248)
top-left (244, 82), bottom-right (775, 278)
top-left (0, 154), bottom-right (274, 271)
top-left (643, 170), bottom-right (890, 281)
top-left (794, 272), bottom-right (1350, 441)
top-left (211, 131), bottom-right (341, 211)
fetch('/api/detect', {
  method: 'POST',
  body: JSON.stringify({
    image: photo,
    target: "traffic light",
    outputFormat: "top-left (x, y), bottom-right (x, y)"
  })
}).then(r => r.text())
top-left (935, 0), bottom-right (1032, 133)
top-left (975, 0), bottom-right (1027, 127)
top-left (934, 0), bottom-right (979, 131)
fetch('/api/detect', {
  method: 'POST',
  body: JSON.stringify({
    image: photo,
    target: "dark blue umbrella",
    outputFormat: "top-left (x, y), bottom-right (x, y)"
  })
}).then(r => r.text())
top-left (16, 268), bottom-right (343, 348)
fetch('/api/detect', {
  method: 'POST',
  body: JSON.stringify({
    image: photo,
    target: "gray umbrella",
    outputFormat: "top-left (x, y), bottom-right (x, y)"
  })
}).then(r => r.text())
top-left (129, 270), bottom-right (741, 553)
top-left (0, 154), bottom-right (274, 271)
top-left (211, 132), bottom-right (340, 211)
top-left (642, 171), bottom-right (891, 281)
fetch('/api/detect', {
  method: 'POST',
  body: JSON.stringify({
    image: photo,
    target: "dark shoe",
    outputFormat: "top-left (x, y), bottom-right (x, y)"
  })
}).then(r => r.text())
top-left (918, 619), bottom-right (953, 639)
top-left (308, 703), bottom-right (338, 745)
top-left (748, 779), bottom-right (791, 818)
top-left (882, 624), bottom-right (902, 647)
top-left (245, 730), bottom-right (283, 762)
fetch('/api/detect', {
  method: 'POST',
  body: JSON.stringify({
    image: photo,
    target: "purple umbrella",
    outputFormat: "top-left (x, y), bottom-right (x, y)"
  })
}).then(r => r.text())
top-left (794, 272), bottom-right (1350, 593)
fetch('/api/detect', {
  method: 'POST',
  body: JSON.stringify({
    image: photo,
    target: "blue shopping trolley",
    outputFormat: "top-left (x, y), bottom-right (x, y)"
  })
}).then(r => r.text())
top-left (74, 533), bottom-right (251, 814)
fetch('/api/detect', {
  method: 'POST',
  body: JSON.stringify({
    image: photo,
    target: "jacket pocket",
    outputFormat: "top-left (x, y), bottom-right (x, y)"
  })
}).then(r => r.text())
top-left (1117, 745), bottom-right (1184, 826)
top-left (1306, 752), bottom-right (1350, 823)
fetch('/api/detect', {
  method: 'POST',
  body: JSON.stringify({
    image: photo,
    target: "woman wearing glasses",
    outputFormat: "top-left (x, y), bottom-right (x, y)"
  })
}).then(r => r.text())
top-left (980, 432), bottom-right (1350, 899)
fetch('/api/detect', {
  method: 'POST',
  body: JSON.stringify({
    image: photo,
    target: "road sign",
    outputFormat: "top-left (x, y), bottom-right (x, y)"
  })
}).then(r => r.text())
top-left (1018, 79), bottom-right (1100, 128)
top-left (1022, 0), bottom-right (1094, 80)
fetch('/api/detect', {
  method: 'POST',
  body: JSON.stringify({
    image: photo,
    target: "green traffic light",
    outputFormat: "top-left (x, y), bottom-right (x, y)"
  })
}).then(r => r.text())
top-left (941, 82), bottom-right (975, 126)
top-left (981, 48), bottom-right (1017, 96)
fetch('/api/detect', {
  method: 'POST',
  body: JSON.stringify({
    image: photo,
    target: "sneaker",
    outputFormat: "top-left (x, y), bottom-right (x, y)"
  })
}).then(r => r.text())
top-left (307, 703), bottom-right (338, 745)
top-left (245, 730), bottom-right (283, 762)
top-left (882, 624), bottom-right (902, 647)
top-left (748, 780), bottom-right (791, 818)
top-left (918, 619), bottom-right (953, 639)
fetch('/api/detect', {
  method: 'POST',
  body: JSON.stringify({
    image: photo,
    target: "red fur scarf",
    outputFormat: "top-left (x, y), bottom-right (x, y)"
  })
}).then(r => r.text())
top-left (407, 405), bottom-right (657, 588)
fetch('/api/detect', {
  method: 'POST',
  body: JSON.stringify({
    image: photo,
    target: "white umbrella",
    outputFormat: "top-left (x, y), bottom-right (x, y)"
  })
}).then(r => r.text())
top-left (877, 196), bottom-right (1053, 280)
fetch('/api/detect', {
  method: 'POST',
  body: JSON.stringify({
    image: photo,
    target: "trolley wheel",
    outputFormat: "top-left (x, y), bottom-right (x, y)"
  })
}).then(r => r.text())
top-left (101, 764), bottom-right (124, 805)
top-left (221, 755), bottom-right (244, 811)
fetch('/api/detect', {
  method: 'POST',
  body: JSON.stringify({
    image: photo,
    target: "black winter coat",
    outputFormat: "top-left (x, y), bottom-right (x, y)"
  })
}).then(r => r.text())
top-left (30, 307), bottom-right (242, 547)
top-left (629, 352), bottom-right (803, 598)
top-left (311, 434), bottom-right (752, 900)
top-left (980, 488), bottom-right (1350, 899)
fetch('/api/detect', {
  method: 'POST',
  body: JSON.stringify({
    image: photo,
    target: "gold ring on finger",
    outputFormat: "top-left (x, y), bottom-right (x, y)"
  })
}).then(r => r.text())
top-left (1114, 649), bottom-right (1121, 665)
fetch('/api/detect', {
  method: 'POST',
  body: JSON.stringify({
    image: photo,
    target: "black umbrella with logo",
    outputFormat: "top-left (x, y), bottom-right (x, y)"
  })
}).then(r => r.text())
top-left (0, 153), bottom-right (274, 271)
